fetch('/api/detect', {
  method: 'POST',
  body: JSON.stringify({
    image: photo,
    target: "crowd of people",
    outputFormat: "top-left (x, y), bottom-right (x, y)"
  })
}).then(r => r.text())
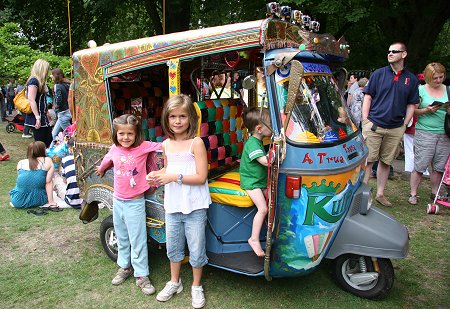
top-left (2, 59), bottom-right (79, 212)
top-left (1, 42), bottom-right (449, 308)
top-left (344, 43), bottom-right (450, 207)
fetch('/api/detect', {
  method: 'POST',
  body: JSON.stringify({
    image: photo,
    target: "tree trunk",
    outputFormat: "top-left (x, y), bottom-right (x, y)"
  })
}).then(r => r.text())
top-left (376, 0), bottom-right (450, 72)
top-left (145, 0), bottom-right (192, 35)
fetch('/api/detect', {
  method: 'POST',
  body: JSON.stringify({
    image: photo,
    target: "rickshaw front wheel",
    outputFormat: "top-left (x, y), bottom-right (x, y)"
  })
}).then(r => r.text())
top-left (100, 215), bottom-right (118, 262)
top-left (331, 254), bottom-right (394, 300)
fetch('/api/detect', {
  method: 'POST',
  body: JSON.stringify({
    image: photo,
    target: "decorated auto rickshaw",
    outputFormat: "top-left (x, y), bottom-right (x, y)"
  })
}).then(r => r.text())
top-left (73, 3), bottom-right (409, 299)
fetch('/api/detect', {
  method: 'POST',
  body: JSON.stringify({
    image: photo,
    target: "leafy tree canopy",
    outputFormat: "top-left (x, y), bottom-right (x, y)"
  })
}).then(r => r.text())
top-left (0, 23), bottom-right (70, 84)
top-left (285, 0), bottom-right (450, 72)
top-left (0, 0), bottom-right (449, 74)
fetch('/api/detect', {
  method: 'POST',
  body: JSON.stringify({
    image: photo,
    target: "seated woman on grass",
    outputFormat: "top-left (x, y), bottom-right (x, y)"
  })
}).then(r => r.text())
top-left (9, 141), bottom-right (60, 210)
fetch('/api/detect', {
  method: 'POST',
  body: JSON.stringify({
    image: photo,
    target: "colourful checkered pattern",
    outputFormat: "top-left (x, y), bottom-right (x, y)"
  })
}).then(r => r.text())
top-left (111, 85), bottom-right (247, 178)
top-left (195, 99), bottom-right (247, 178)
top-left (110, 81), bottom-right (167, 142)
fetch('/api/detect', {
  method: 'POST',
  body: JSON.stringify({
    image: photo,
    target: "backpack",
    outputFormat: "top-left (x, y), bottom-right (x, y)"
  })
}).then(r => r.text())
top-left (13, 88), bottom-right (32, 114)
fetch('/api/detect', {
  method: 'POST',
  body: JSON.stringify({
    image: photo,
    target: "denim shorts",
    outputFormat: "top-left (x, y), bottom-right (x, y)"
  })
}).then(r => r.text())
top-left (165, 209), bottom-right (208, 268)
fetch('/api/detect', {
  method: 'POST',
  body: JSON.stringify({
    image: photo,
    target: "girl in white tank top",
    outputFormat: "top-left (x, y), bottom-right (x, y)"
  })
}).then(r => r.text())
top-left (146, 94), bottom-right (210, 308)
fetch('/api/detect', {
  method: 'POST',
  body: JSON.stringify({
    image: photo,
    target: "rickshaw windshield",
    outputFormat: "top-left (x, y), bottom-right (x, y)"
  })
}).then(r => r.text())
top-left (275, 72), bottom-right (358, 144)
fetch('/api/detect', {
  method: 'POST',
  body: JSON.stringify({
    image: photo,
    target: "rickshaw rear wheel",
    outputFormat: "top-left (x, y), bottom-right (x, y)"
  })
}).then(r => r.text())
top-left (6, 123), bottom-right (15, 133)
top-left (99, 214), bottom-right (163, 262)
top-left (100, 215), bottom-right (118, 262)
top-left (331, 254), bottom-right (394, 300)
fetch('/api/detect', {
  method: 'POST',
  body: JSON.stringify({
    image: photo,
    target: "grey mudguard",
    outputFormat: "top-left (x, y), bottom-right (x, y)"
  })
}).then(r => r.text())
top-left (326, 186), bottom-right (409, 260)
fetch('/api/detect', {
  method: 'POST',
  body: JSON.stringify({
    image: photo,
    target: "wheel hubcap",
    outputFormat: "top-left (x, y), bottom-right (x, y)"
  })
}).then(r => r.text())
top-left (106, 227), bottom-right (118, 253)
top-left (341, 258), bottom-right (378, 290)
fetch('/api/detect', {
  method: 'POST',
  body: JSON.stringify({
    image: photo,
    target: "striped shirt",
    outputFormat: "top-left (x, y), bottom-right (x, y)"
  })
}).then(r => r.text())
top-left (61, 155), bottom-right (83, 208)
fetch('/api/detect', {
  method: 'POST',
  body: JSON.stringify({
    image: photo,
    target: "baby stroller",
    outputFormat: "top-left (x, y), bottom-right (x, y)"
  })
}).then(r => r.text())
top-left (5, 114), bottom-right (25, 133)
top-left (427, 154), bottom-right (450, 214)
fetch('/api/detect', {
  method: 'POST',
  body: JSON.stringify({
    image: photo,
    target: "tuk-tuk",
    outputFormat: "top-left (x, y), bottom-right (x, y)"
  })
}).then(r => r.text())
top-left (73, 4), bottom-right (409, 300)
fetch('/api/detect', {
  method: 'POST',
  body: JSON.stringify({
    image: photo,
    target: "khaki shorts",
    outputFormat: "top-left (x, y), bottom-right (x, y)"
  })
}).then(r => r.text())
top-left (362, 119), bottom-right (406, 165)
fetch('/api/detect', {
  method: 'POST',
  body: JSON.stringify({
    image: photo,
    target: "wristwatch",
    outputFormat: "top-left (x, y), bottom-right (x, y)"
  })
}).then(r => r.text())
top-left (176, 174), bottom-right (183, 185)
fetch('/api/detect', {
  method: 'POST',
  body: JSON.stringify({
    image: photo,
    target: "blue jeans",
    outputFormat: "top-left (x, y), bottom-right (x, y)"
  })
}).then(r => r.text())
top-left (7, 96), bottom-right (13, 114)
top-left (165, 209), bottom-right (208, 268)
top-left (113, 197), bottom-right (149, 277)
top-left (51, 110), bottom-right (72, 147)
top-left (0, 98), bottom-right (6, 120)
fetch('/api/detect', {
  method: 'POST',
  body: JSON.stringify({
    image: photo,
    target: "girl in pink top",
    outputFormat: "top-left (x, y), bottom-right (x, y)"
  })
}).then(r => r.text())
top-left (95, 114), bottom-right (160, 295)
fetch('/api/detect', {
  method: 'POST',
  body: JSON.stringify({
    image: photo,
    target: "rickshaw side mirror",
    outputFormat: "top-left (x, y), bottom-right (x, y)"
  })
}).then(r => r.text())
top-left (335, 67), bottom-right (348, 94)
top-left (242, 75), bottom-right (256, 90)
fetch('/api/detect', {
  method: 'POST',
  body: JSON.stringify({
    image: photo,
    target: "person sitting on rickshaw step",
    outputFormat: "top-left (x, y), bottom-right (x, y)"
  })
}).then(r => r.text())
top-left (240, 107), bottom-right (273, 257)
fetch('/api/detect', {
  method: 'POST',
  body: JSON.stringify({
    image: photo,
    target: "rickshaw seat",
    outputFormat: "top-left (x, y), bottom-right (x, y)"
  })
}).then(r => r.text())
top-left (208, 171), bottom-right (253, 207)
top-left (110, 81), bottom-right (167, 142)
top-left (194, 99), bottom-right (247, 179)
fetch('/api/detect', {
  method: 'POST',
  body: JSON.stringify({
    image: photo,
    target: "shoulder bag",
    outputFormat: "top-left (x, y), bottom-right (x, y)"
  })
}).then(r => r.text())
top-left (444, 86), bottom-right (450, 138)
top-left (13, 88), bottom-right (32, 114)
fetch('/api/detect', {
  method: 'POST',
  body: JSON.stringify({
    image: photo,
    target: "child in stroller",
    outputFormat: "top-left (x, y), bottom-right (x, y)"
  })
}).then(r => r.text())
top-left (427, 155), bottom-right (450, 214)
top-left (5, 113), bottom-right (25, 133)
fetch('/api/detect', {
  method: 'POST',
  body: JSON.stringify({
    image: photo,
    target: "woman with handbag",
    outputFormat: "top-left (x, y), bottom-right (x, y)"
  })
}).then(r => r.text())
top-left (408, 62), bottom-right (450, 205)
top-left (24, 59), bottom-right (52, 147)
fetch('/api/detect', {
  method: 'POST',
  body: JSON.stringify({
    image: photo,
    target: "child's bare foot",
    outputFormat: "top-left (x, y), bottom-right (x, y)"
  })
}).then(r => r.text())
top-left (248, 238), bottom-right (265, 257)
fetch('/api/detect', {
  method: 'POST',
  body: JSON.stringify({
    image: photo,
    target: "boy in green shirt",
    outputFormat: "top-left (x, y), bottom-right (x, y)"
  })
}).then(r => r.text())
top-left (240, 108), bottom-right (272, 257)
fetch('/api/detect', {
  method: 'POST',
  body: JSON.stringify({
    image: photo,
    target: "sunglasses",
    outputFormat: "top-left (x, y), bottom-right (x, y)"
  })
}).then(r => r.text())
top-left (387, 50), bottom-right (405, 55)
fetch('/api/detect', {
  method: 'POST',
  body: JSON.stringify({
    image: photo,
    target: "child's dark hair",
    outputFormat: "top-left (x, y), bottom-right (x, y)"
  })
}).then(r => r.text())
top-left (51, 68), bottom-right (66, 84)
top-left (242, 107), bottom-right (270, 133)
top-left (161, 94), bottom-right (198, 139)
top-left (27, 141), bottom-right (46, 170)
top-left (112, 114), bottom-right (143, 147)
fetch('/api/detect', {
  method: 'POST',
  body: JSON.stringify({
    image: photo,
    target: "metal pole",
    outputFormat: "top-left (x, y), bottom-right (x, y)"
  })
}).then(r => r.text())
top-left (67, 0), bottom-right (73, 78)
top-left (163, 0), bottom-right (166, 34)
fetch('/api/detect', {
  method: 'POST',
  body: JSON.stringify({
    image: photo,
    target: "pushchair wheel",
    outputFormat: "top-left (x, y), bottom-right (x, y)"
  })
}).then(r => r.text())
top-left (426, 204), bottom-right (439, 214)
top-left (6, 123), bottom-right (16, 133)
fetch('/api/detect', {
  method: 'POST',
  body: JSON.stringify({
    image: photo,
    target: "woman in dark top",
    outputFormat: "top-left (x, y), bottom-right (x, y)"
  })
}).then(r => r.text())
top-left (25, 59), bottom-right (52, 147)
top-left (50, 68), bottom-right (72, 147)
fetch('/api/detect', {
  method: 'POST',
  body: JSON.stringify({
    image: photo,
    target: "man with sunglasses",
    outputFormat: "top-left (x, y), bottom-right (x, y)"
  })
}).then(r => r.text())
top-left (361, 42), bottom-right (419, 207)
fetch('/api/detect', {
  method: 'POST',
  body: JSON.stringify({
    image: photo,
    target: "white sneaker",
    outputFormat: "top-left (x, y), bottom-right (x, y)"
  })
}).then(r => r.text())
top-left (22, 134), bottom-right (32, 138)
top-left (191, 285), bottom-right (205, 308)
top-left (156, 279), bottom-right (183, 302)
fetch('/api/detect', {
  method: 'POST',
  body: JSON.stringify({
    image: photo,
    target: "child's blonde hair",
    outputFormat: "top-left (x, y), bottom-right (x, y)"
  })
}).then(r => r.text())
top-left (161, 94), bottom-right (198, 139)
top-left (28, 59), bottom-right (50, 93)
top-left (112, 114), bottom-right (143, 147)
top-left (242, 107), bottom-right (270, 134)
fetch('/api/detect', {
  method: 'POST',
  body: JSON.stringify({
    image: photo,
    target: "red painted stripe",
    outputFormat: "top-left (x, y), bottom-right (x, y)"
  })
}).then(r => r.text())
top-left (215, 177), bottom-right (240, 186)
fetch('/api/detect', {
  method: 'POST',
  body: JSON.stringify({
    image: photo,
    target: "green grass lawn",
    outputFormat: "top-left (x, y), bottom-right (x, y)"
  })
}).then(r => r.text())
top-left (0, 122), bottom-right (449, 308)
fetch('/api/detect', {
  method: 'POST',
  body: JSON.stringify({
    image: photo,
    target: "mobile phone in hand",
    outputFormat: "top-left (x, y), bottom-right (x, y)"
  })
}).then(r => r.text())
top-left (430, 101), bottom-right (442, 107)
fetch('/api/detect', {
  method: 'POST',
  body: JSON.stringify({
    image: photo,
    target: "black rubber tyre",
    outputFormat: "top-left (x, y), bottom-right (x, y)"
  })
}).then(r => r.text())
top-left (6, 123), bottom-right (15, 133)
top-left (331, 254), bottom-right (394, 300)
top-left (100, 215), bottom-right (118, 262)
